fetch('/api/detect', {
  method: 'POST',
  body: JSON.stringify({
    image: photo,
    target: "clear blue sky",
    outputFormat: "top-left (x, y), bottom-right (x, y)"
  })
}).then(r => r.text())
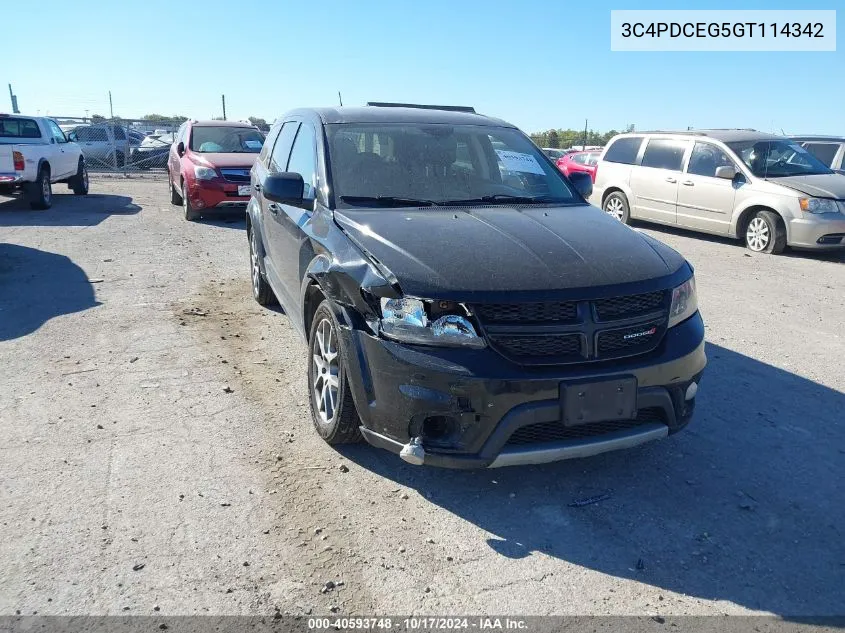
top-left (4, 0), bottom-right (843, 134)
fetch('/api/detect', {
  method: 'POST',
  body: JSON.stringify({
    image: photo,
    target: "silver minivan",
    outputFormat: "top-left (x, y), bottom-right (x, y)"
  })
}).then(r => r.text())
top-left (591, 130), bottom-right (845, 254)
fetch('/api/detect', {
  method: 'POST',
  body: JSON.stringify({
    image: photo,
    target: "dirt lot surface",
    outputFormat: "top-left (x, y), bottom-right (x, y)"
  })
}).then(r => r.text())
top-left (1, 177), bottom-right (843, 618)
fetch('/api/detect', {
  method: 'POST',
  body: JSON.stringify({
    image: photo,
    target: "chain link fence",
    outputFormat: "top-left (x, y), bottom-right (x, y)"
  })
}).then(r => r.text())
top-left (54, 117), bottom-right (185, 173)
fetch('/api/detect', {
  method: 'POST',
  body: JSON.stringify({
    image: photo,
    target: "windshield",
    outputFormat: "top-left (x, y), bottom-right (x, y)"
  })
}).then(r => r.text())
top-left (327, 123), bottom-right (578, 207)
top-left (726, 139), bottom-right (833, 178)
top-left (189, 126), bottom-right (264, 153)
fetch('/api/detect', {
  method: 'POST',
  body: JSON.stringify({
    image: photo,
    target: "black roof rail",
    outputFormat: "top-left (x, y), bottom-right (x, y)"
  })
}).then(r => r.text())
top-left (366, 102), bottom-right (476, 113)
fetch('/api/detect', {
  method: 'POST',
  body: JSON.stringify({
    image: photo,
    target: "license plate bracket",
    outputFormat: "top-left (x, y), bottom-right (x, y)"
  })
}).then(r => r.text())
top-left (237, 185), bottom-right (251, 196)
top-left (561, 376), bottom-right (637, 427)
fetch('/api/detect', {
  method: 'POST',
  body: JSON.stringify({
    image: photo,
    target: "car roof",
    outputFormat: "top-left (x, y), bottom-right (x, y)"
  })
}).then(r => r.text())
top-left (790, 135), bottom-right (845, 142)
top-left (283, 106), bottom-right (515, 128)
top-left (626, 129), bottom-right (784, 143)
top-left (191, 120), bottom-right (257, 127)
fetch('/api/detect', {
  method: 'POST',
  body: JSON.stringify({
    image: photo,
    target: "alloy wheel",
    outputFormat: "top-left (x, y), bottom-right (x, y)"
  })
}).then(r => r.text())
top-left (746, 217), bottom-right (770, 252)
top-left (42, 174), bottom-right (51, 204)
top-left (312, 318), bottom-right (340, 426)
top-left (605, 197), bottom-right (624, 220)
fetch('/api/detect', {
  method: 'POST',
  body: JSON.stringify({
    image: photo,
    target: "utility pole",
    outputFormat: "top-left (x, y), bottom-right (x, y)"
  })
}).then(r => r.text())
top-left (221, 95), bottom-right (227, 121)
top-left (109, 91), bottom-right (114, 119)
top-left (8, 84), bottom-right (19, 113)
top-left (338, 91), bottom-right (343, 106)
top-left (583, 119), bottom-right (588, 151)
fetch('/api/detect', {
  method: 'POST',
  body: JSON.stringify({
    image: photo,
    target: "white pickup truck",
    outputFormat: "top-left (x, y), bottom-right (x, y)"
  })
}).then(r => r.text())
top-left (0, 114), bottom-right (89, 209)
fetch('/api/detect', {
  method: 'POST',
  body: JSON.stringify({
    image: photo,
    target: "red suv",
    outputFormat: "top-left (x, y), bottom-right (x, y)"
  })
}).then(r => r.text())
top-left (167, 120), bottom-right (265, 220)
top-left (556, 150), bottom-right (601, 183)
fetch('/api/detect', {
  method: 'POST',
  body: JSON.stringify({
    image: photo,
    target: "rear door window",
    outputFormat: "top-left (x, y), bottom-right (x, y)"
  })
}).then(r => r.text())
top-left (641, 139), bottom-right (688, 171)
top-left (0, 117), bottom-right (41, 139)
top-left (603, 137), bottom-right (643, 164)
top-left (802, 143), bottom-right (840, 168)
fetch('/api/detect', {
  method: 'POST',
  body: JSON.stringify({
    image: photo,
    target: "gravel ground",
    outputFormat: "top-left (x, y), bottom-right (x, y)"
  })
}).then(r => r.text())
top-left (1, 177), bottom-right (843, 618)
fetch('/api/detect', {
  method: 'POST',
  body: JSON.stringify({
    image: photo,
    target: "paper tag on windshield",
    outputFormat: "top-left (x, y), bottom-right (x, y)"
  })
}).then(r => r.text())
top-left (244, 140), bottom-right (263, 150)
top-left (495, 150), bottom-right (545, 175)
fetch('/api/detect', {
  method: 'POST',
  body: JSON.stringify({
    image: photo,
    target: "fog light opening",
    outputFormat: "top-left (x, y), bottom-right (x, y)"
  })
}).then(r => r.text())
top-left (685, 381), bottom-right (698, 401)
top-left (422, 415), bottom-right (454, 440)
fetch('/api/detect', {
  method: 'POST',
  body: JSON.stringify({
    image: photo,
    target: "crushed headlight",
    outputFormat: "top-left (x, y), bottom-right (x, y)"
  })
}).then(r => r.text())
top-left (379, 297), bottom-right (485, 348)
top-left (799, 197), bottom-right (839, 214)
top-left (193, 165), bottom-right (218, 180)
top-left (668, 276), bottom-right (698, 328)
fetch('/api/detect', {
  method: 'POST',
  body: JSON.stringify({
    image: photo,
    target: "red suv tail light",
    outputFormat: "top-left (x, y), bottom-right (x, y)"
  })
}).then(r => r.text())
top-left (13, 151), bottom-right (24, 171)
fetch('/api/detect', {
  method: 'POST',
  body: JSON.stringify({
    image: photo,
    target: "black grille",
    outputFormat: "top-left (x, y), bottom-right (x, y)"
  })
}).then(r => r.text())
top-left (474, 301), bottom-right (577, 324)
top-left (488, 334), bottom-right (582, 360)
top-left (219, 168), bottom-right (250, 183)
top-left (594, 291), bottom-right (665, 321)
top-left (505, 407), bottom-right (665, 446)
top-left (596, 320), bottom-right (664, 357)
top-left (474, 290), bottom-right (669, 365)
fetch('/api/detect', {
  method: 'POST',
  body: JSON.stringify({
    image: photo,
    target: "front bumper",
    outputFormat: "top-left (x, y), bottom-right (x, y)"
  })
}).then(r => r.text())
top-left (342, 311), bottom-right (706, 468)
top-left (187, 179), bottom-right (249, 209)
top-left (787, 213), bottom-right (845, 250)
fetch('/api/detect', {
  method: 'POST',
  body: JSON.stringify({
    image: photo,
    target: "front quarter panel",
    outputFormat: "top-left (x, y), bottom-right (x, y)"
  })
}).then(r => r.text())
top-left (299, 205), bottom-right (397, 336)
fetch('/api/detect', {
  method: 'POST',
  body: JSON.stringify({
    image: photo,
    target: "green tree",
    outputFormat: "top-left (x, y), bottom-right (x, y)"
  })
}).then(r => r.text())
top-left (142, 113), bottom-right (189, 123)
top-left (91, 114), bottom-right (106, 123)
top-left (248, 116), bottom-right (270, 131)
top-left (546, 130), bottom-right (560, 148)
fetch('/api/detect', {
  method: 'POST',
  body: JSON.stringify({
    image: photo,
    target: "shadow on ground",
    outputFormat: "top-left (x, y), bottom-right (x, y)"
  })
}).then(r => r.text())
top-left (340, 342), bottom-right (845, 616)
top-left (635, 222), bottom-right (845, 263)
top-left (0, 192), bottom-right (139, 227)
top-left (0, 244), bottom-right (100, 341)
top-left (201, 215), bottom-right (247, 230)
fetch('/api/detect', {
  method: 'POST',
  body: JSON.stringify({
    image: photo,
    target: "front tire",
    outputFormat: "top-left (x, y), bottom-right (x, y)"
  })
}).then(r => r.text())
top-left (28, 166), bottom-right (52, 210)
top-left (69, 159), bottom-right (89, 195)
top-left (182, 182), bottom-right (200, 221)
top-left (603, 191), bottom-right (630, 224)
top-left (745, 210), bottom-right (786, 254)
top-left (307, 300), bottom-right (362, 445)
top-left (249, 227), bottom-right (277, 306)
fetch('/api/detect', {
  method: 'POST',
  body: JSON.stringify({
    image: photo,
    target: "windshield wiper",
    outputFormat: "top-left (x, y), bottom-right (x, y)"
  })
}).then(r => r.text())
top-left (340, 195), bottom-right (439, 207)
top-left (440, 194), bottom-right (560, 205)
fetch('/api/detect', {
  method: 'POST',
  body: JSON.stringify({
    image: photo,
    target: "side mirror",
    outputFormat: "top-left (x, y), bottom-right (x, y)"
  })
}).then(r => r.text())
top-left (177, 142), bottom-right (185, 156)
top-left (568, 171), bottom-right (593, 199)
top-left (715, 165), bottom-right (737, 180)
top-left (262, 172), bottom-right (304, 206)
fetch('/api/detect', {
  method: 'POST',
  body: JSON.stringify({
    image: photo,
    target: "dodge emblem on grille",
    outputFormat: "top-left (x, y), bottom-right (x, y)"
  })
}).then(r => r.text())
top-left (623, 326), bottom-right (657, 341)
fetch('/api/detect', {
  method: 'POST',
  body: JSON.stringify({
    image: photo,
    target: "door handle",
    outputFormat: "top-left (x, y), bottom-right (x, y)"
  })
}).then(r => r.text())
top-left (665, 176), bottom-right (677, 183)
top-left (268, 202), bottom-right (280, 214)
top-left (681, 180), bottom-right (694, 186)
top-left (254, 182), bottom-right (261, 191)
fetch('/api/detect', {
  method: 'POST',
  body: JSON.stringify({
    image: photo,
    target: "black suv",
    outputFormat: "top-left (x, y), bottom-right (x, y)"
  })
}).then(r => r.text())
top-left (246, 103), bottom-right (705, 468)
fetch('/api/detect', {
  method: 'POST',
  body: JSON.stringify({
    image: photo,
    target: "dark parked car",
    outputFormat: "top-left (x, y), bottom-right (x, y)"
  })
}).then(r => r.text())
top-left (246, 103), bottom-right (706, 468)
top-left (131, 132), bottom-right (174, 169)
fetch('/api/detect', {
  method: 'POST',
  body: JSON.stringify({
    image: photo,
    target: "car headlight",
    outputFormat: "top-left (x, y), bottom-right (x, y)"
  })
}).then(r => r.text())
top-left (668, 276), bottom-right (698, 328)
top-left (379, 297), bottom-right (485, 348)
top-left (799, 197), bottom-right (839, 214)
top-left (193, 165), bottom-right (217, 180)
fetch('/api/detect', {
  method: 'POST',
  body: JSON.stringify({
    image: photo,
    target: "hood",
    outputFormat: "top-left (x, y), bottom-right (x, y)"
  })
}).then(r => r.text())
top-left (334, 205), bottom-right (688, 301)
top-left (190, 152), bottom-right (258, 168)
top-left (769, 173), bottom-right (845, 198)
